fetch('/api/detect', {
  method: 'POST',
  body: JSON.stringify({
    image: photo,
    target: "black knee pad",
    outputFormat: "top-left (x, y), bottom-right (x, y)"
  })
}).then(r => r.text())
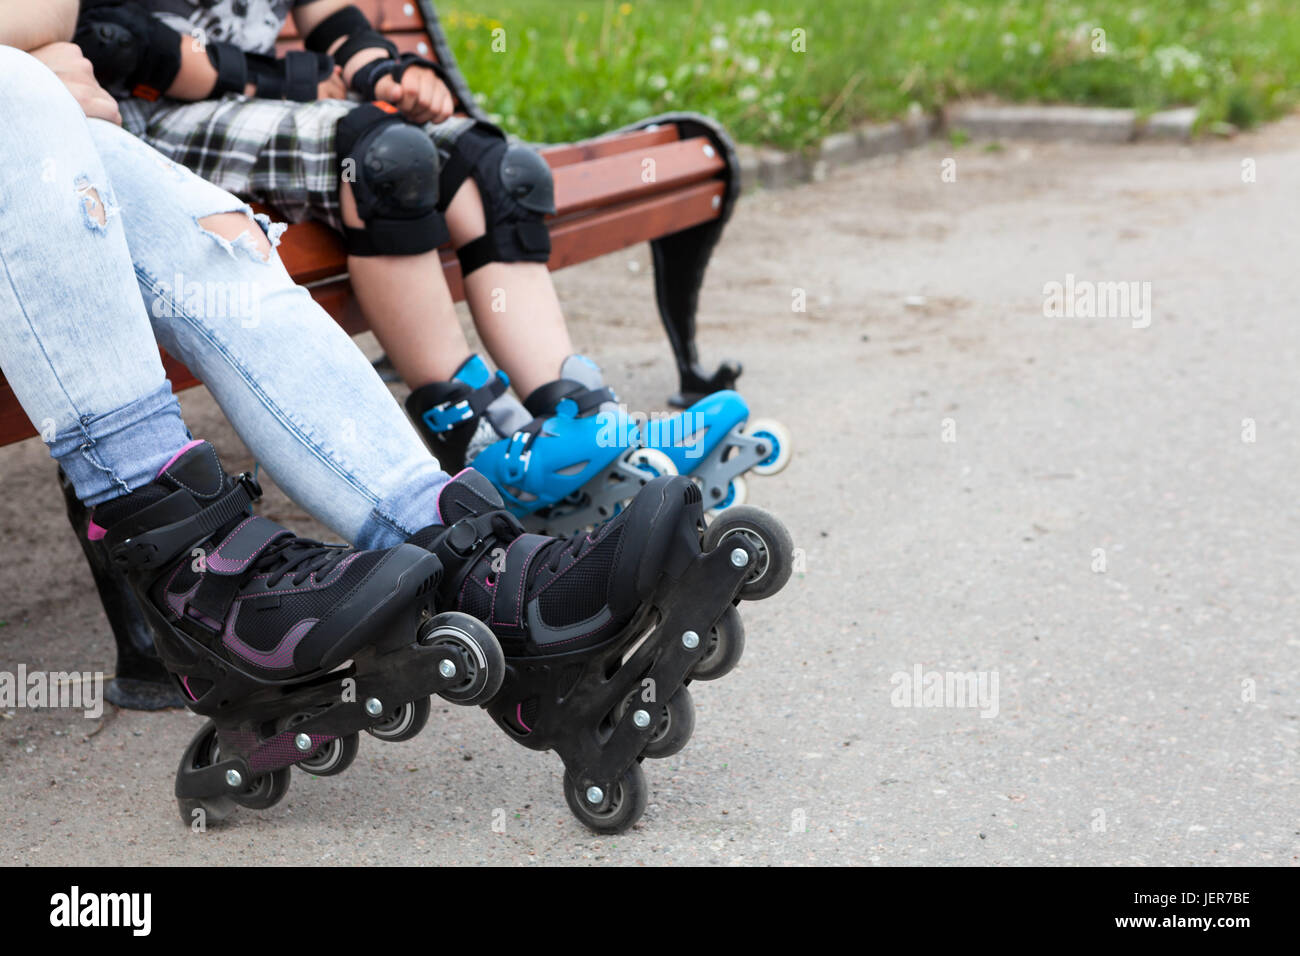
top-left (335, 105), bottom-right (449, 256)
top-left (439, 126), bottom-right (556, 276)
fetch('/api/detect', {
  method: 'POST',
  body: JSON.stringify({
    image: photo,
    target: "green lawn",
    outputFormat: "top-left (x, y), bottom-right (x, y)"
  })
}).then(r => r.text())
top-left (439, 0), bottom-right (1300, 147)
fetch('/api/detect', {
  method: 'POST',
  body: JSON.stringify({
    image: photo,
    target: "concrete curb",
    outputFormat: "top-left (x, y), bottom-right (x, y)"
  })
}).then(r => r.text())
top-left (737, 103), bottom-right (1203, 193)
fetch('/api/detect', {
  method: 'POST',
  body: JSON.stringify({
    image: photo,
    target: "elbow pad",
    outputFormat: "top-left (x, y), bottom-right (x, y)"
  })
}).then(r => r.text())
top-left (304, 4), bottom-right (396, 68)
top-left (74, 1), bottom-right (182, 101)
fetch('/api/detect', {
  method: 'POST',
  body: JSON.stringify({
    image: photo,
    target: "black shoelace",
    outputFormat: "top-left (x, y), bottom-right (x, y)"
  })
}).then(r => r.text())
top-left (253, 537), bottom-right (353, 588)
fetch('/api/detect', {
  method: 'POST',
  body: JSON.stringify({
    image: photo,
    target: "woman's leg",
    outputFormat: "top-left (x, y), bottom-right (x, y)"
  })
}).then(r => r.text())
top-left (0, 46), bottom-right (190, 505)
top-left (87, 117), bottom-right (450, 549)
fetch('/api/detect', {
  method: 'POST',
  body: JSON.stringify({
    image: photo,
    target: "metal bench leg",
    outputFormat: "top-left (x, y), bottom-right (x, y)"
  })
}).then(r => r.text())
top-left (58, 469), bottom-right (184, 710)
top-left (650, 221), bottom-right (743, 407)
top-left (628, 112), bottom-right (746, 407)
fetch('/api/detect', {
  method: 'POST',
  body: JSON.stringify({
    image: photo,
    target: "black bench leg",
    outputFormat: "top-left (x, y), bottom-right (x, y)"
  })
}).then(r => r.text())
top-left (626, 112), bottom-right (746, 407)
top-left (58, 469), bottom-right (184, 711)
top-left (650, 221), bottom-right (743, 407)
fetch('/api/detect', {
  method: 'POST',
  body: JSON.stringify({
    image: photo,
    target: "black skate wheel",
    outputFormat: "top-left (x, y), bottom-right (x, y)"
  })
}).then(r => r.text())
top-left (175, 721), bottom-right (239, 826)
top-left (702, 505), bottom-right (794, 601)
top-left (366, 696), bottom-right (431, 743)
top-left (233, 767), bottom-right (292, 810)
top-left (176, 795), bottom-right (236, 827)
top-left (297, 733), bottom-right (359, 777)
top-left (690, 605), bottom-right (746, 681)
top-left (421, 612), bottom-right (506, 705)
top-left (641, 689), bottom-right (696, 759)
top-left (563, 763), bottom-right (648, 835)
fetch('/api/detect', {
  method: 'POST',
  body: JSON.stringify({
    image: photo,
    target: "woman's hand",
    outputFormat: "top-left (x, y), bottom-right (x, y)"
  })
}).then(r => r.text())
top-left (29, 41), bottom-right (122, 124)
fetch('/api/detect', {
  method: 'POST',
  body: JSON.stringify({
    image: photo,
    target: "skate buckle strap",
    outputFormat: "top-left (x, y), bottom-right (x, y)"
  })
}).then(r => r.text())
top-left (189, 515), bottom-right (293, 622)
top-left (421, 371), bottom-right (509, 432)
top-left (489, 533), bottom-right (551, 629)
top-left (108, 474), bottom-right (261, 571)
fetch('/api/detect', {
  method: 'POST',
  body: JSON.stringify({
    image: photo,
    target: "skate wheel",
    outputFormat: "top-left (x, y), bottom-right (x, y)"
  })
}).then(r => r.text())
top-left (746, 418), bottom-right (792, 477)
top-left (233, 767), bottom-right (292, 810)
top-left (702, 505), bottom-right (794, 601)
top-left (642, 689), bottom-right (696, 759)
top-left (422, 612), bottom-right (506, 704)
top-left (708, 475), bottom-right (748, 516)
top-left (691, 605), bottom-right (746, 681)
top-left (616, 686), bottom-right (696, 759)
top-left (177, 795), bottom-right (236, 827)
top-left (174, 721), bottom-right (239, 826)
top-left (297, 733), bottom-right (359, 777)
top-left (627, 447), bottom-right (678, 480)
top-left (366, 696), bottom-right (431, 743)
top-left (563, 763), bottom-right (648, 835)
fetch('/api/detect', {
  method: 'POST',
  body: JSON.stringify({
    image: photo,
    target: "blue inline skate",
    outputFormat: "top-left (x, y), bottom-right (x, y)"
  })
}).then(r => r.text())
top-left (642, 390), bottom-right (792, 516)
top-left (407, 355), bottom-right (673, 533)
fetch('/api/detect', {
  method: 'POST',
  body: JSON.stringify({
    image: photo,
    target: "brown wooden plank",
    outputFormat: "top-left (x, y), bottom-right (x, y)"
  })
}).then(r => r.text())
top-left (552, 137), bottom-right (724, 217)
top-left (542, 126), bottom-right (680, 169)
top-left (548, 181), bottom-right (724, 269)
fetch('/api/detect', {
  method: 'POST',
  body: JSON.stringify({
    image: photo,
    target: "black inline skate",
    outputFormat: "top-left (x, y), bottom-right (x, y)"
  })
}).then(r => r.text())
top-left (93, 440), bottom-right (504, 825)
top-left (411, 467), bottom-right (794, 833)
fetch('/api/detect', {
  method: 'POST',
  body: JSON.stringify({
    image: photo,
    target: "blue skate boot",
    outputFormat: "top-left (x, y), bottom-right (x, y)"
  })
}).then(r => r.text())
top-left (641, 390), bottom-right (792, 515)
top-left (405, 354), bottom-right (531, 475)
top-left (471, 356), bottom-right (673, 533)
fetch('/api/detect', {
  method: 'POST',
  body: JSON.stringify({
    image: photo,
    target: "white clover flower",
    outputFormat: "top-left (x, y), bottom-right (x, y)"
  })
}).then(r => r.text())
top-left (742, 55), bottom-right (760, 73)
top-left (649, 74), bottom-right (668, 90)
top-left (738, 85), bottom-right (759, 102)
top-left (710, 35), bottom-right (729, 52)
top-left (753, 10), bottom-right (773, 28)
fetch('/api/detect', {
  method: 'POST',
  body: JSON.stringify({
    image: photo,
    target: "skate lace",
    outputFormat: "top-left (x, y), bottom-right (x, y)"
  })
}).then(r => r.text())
top-left (543, 526), bottom-right (594, 575)
top-left (253, 537), bottom-right (353, 587)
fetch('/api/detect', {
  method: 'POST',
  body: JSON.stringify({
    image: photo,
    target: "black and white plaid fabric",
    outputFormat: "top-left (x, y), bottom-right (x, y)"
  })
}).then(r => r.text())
top-left (121, 95), bottom-right (476, 230)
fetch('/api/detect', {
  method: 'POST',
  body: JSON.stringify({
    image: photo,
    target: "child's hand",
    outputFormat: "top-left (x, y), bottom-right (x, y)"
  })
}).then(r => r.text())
top-left (317, 65), bottom-right (347, 100)
top-left (374, 65), bottom-right (454, 124)
top-left (29, 42), bottom-right (122, 125)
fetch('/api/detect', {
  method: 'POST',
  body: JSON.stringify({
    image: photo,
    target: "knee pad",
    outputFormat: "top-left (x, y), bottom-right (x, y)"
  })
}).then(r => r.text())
top-left (335, 105), bottom-right (449, 256)
top-left (440, 126), bottom-right (556, 276)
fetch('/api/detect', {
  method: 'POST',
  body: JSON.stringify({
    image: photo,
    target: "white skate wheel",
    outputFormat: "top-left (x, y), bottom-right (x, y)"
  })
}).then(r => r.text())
top-left (708, 474), bottom-right (748, 516)
top-left (628, 447), bottom-right (678, 479)
top-left (745, 419), bottom-right (792, 477)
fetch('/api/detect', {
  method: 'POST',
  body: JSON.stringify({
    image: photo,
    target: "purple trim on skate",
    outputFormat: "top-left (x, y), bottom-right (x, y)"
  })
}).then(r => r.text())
top-left (157, 438), bottom-right (206, 477)
top-left (222, 612), bottom-right (318, 670)
top-left (515, 702), bottom-right (532, 733)
top-left (206, 516), bottom-right (291, 574)
top-left (181, 676), bottom-right (198, 701)
top-left (165, 579), bottom-right (201, 620)
top-left (222, 728), bottom-right (339, 773)
top-left (86, 519), bottom-right (107, 541)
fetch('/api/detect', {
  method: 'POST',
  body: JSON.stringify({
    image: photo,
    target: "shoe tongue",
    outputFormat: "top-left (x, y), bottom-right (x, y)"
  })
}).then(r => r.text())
top-left (436, 468), bottom-right (505, 524)
top-left (155, 440), bottom-right (230, 501)
top-left (559, 354), bottom-right (604, 390)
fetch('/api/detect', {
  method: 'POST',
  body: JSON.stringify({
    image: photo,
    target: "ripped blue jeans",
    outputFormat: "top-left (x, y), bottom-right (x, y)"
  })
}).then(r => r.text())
top-left (0, 46), bottom-right (446, 547)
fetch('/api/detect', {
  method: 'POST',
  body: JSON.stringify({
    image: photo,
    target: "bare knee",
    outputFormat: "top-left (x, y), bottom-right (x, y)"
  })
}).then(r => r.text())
top-left (445, 177), bottom-right (487, 248)
top-left (198, 212), bottom-right (274, 262)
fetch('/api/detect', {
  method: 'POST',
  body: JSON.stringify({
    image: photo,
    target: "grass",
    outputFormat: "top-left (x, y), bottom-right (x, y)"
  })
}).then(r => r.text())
top-left (439, 0), bottom-right (1300, 148)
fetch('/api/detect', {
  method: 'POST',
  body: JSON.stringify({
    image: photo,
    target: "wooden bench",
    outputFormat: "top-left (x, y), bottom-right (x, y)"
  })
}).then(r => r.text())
top-left (0, 0), bottom-right (743, 708)
top-left (0, 0), bottom-right (742, 447)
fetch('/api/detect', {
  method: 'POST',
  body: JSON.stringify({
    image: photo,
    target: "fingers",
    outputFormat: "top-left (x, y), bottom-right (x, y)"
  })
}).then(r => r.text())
top-left (68, 80), bottom-right (122, 125)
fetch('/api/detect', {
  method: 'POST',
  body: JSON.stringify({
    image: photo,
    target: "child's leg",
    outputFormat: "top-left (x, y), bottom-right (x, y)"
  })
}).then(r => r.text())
top-left (0, 48), bottom-right (190, 505)
top-left (339, 181), bottom-right (474, 388)
top-left (443, 178), bottom-right (574, 399)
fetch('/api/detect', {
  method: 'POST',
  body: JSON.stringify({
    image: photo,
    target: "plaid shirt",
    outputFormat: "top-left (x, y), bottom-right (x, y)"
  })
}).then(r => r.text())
top-left (122, 95), bottom-right (475, 230)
